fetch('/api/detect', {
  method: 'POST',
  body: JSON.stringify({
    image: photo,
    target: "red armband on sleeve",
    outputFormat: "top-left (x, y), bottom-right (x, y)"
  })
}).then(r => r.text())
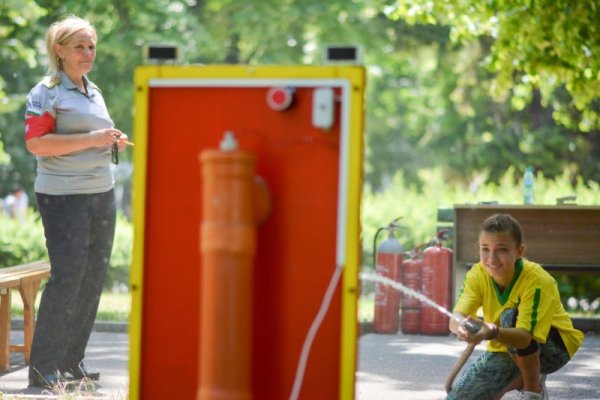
top-left (25, 112), bottom-right (55, 140)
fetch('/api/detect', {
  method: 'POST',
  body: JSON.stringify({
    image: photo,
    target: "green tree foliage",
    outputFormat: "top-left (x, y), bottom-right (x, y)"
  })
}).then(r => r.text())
top-left (392, 36), bottom-right (594, 186)
top-left (1, 0), bottom-right (598, 197)
top-left (365, 1), bottom-right (600, 188)
top-left (0, 0), bottom-right (46, 197)
top-left (386, 0), bottom-right (600, 132)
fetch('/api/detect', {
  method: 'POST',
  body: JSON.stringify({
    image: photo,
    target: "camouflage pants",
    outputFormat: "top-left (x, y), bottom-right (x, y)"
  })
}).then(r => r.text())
top-left (446, 308), bottom-right (570, 400)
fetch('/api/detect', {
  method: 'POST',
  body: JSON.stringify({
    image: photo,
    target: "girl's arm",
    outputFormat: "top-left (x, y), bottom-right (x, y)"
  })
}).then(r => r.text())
top-left (452, 313), bottom-right (533, 349)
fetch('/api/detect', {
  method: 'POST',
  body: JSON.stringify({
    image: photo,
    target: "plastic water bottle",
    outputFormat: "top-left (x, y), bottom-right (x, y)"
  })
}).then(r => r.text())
top-left (523, 166), bottom-right (534, 204)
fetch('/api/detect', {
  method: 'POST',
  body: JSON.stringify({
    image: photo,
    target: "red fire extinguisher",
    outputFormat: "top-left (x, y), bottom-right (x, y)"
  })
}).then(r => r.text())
top-left (373, 219), bottom-right (403, 334)
top-left (400, 246), bottom-right (424, 334)
top-left (420, 230), bottom-right (453, 335)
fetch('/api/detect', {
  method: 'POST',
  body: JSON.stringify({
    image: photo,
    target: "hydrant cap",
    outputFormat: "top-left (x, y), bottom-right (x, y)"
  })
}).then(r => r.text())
top-left (220, 131), bottom-right (238, 151)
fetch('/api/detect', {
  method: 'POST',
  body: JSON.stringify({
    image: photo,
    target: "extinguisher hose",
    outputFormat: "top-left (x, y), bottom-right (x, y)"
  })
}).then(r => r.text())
top-left (372, 217), bottom-right (402, 268)
top-left (372, 226), bottom-right (387, 268)
top-left (445, 343), bottom-right (476, 394)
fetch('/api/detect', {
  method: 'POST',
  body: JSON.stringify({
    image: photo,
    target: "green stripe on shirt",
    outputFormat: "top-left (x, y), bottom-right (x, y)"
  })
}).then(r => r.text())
top-left (530, 288), bottom-right (541, 333)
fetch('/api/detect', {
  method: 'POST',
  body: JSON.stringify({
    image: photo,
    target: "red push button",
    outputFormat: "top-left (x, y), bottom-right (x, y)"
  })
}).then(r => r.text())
top-left (266, 87), bottom-right (294, 111)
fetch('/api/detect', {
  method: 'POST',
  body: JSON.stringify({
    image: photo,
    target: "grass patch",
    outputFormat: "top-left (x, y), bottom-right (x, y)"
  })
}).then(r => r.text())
top-left (96, 292), bottom-right (131, 322)
top-left (10, 290), bottom-right (131, 322)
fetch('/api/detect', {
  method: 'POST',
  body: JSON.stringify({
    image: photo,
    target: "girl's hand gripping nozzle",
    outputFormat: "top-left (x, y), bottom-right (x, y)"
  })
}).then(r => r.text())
top-left (462, 319), bottom-right (481, 334)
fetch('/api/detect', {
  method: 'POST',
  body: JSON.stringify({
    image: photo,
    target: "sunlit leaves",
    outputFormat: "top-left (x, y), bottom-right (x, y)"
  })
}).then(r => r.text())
top-left (0, 0), bottom-right (47, 184)
top-left (1, 0), bottom-right (598, 199)
top-left (387, 0), bottom-right (600, 131)
top-left (363, 166), bottom-right (600, 257)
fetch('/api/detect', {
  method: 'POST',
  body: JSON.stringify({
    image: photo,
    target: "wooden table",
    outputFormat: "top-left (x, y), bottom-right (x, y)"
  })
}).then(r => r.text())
top-left (451, 205), bottom-right (600, 300)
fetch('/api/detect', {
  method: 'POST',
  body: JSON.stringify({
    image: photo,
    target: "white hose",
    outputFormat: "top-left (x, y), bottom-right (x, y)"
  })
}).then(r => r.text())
top-left (289, 264), bottom-right (344, 400)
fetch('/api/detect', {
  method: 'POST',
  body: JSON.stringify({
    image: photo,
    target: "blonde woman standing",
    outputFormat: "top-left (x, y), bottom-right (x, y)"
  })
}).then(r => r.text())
top-left (24, 15), bottom-right (128, 389)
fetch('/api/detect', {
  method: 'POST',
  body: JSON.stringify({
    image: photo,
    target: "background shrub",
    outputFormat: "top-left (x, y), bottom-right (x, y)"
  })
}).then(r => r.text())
top-left (1, 168), bottom-right (598, 305)
top-left (362, 168), bottom-right (600, 308)
top-left (0, 211), bottom-right (132, 291)
top-left (105, 213), bottom-right (133, 291)
top-left (0, 212), bottom-right (47, 267)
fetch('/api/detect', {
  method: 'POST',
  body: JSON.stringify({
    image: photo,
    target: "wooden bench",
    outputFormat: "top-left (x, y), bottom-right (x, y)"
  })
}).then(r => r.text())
top-left (451, 205), bottom-right (600, 300)
top-left (0, 261), bottom-right (51, 372)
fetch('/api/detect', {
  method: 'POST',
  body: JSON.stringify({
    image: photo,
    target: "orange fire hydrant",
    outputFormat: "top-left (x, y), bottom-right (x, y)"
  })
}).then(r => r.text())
top-left (198, 132), bottom-right (270, 400)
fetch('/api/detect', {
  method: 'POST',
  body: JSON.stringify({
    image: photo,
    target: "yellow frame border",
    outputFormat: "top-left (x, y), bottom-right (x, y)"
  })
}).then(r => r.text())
top-left (129, 65), bottom-right (365, 400)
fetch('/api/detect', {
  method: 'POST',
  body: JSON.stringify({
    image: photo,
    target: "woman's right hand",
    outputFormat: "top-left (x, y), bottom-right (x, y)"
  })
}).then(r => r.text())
top-left (89, 128), bottom-right (124, 148)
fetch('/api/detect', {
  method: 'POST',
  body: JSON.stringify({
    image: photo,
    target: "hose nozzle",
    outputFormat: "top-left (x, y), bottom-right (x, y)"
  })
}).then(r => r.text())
top-left (462, 319), bottom-right (481, 334)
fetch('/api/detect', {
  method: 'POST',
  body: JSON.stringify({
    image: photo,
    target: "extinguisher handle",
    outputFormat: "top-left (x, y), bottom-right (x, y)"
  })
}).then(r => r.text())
top-left (436, 228), bottom-right (450, 241)
top-left (407, 242), bottom-right (428, 257)
top-left (462, 319), bottom-right (481, 334)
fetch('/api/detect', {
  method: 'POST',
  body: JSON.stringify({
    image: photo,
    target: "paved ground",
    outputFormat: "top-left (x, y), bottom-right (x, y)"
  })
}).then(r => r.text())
top-left (0, 329), bottom-right (128, 399)
top-left (357, 330), bottom-right (600, 400)
top-left (1, 326), bottom-right (598, 399)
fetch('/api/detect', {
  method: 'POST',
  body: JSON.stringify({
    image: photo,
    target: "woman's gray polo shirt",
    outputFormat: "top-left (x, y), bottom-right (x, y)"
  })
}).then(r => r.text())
top-left (25, 71), bottom-right (115, 195)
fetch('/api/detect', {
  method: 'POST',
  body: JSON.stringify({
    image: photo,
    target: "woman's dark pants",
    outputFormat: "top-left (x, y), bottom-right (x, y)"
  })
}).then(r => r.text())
top-left (29, 190), bottom-right (116, 378)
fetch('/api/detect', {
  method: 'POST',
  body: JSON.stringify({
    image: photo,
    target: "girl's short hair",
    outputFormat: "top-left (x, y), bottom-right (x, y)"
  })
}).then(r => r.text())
top-left (45, 16), bottom-right (97, 75)
top-left (480, 213), bottom-right (523, 247)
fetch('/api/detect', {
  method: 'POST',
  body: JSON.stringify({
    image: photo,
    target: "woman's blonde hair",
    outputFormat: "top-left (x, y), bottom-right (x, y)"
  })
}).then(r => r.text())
top-left (45, 16), bottom-right (97, 75)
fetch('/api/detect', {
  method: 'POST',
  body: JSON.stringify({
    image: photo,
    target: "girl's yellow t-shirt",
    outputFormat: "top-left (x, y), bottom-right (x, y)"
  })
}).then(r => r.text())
top-left (454, 258), bottom-right (584, 358)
